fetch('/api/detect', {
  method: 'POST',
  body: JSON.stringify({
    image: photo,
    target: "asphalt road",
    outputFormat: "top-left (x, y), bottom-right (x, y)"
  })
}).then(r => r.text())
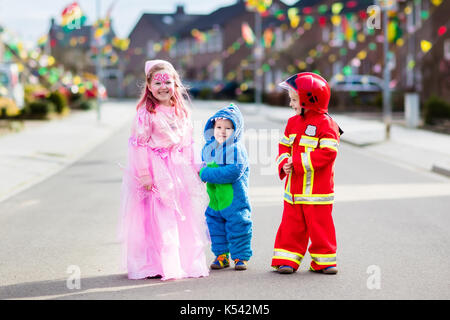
top-left (1, 101), bottom-right (449, 300)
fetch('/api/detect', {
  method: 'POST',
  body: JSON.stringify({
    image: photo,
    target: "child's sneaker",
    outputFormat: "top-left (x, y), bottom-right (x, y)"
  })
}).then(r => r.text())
top-left (234, 259), bottom-right (248, 270)
top-left (210, 253), bottom-right (230, 269)
top-left (309, 266), bottom-right (338, 274)
top-left (277, 265), bottom-right (295, 274)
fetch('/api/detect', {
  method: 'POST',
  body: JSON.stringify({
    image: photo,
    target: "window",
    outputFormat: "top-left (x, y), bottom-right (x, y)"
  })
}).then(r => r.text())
top-left (322, 27), bottom-right (330, 43)
top-left (414, 0), bottom-right (422, 30)
top-left (444, 39), bottom-right (450, 61)
top-left (209, 28), bottom-right (223, 52)
top-left (275, 28), bottom-right (283, 50)
top-left (147, 40), bottom-right (155, 58)
top-left (332, 24), bottom-right (343, 47)
top-left (333, 61), bottom-right (343, 76)
top-left (213, 62), bottom-right (223, 81)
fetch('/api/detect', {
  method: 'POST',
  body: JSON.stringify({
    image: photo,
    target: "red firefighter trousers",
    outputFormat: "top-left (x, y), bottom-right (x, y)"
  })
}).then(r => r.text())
top-left (272, 202), bottom-right (337, 271)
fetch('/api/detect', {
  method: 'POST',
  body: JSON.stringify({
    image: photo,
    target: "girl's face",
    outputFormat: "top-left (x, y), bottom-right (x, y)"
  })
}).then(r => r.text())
top-left (148, 69), bottom-right (175, 105)
top-left (214, 118), bottom-right (234, 144)
top-left (288, 89), bottom-right (302, 115)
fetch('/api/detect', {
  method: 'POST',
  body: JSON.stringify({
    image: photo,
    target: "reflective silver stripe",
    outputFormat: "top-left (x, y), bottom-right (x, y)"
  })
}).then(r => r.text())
top-left (280, 134), bottom-right (296, 147)
top-left (284, 191), bottom-right (293, 203)
top-left (301, 152), bottom-right (313, 194)
top-left (293, 194), bottom-right (334, 203)
top-left (319, 139), bottom-right (339, 151)
top-left (286, 171), bottom-right (292, 193)
top-left (311, 255), bottom-right (337, 265)
top-left (277, 153), bottom-right (290, 166)
top-left (299, 136), bottom-right (318, 148)
top-left (273, 249), bottom-right (303, 264)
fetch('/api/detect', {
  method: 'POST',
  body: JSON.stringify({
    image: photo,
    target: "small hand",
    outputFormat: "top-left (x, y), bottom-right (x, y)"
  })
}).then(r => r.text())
top-left (283, 157), bottom-right (293, 175)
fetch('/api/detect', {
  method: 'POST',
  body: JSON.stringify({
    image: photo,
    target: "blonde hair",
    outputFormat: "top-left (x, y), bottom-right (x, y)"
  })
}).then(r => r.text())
top-left (288, 88), bottom-right (299, 99)
top-left (136, 62), bottom-right (191, 119)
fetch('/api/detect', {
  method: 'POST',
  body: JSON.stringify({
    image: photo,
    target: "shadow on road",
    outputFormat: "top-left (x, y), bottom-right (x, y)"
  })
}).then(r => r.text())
top-left (0, 273), bottom-right (163, 300)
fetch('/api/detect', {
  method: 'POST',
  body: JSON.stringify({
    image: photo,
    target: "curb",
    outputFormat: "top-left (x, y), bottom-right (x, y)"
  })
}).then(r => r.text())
top-left (0, 101), bottom-right (135, 203)
top-left (432, 163), bottom-right (450, 178)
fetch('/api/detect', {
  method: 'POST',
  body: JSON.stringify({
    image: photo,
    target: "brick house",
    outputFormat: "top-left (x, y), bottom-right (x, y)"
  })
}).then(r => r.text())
top-left (174, 0), bottom-right (253, 83)
top-left (122, 5), bottom-right (203, 97)
top-left (48, 18), bottom-right (123, 97)
top-left (389, 0), bottom-right (450, 104)
top-left (122, 0), bottom-right (288, 97)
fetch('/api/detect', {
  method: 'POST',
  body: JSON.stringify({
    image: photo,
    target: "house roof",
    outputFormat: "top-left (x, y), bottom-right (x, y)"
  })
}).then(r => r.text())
top-left (129, 9), bottom-right (204, 39)
top-left (178, 1), bottom-right (248, 37)
top-left (49, 19), bottom-right (116, 49)
top-left (145, 13), bottom-right (203, 35)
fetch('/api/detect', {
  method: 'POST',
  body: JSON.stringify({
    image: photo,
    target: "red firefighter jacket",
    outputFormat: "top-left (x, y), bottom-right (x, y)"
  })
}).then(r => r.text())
top-left (276, 111), bottom-right (340, 205)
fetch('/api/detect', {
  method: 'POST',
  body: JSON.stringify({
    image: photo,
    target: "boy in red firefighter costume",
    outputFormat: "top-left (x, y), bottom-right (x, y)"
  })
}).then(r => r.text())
top-left (271, 72), bottom-right (342, 275)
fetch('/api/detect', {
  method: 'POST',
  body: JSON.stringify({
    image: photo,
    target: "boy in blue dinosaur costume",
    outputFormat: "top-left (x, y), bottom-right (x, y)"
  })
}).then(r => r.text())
top-left (199, 103), bottom-right (252, 271)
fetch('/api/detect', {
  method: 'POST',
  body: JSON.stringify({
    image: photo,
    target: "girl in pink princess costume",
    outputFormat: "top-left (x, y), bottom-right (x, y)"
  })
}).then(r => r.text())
top-left (118, 59), bottom-right (210, 280)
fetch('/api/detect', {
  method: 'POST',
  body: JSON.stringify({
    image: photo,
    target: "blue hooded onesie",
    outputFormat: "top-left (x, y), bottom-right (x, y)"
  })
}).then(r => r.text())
top-left (199, 103), bottom-right (252, 261)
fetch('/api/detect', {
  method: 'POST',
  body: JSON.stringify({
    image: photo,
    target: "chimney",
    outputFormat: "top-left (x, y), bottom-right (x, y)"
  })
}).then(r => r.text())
top-left (175, 4), bottom-right (185, 15)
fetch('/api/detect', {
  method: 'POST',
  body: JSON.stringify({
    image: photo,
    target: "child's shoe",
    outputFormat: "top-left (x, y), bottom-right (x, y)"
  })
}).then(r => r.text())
top-left (210, 253), bottom-right (230, 269)
top-left (234, 259), bottom-right (248, 271)
top-left (277, 265), bottom-right (295, 274)
top-left (309, 266), bottom-right (338, 274)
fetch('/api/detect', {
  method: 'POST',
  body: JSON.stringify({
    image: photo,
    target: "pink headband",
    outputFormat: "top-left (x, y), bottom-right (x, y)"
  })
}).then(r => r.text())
top-left (145, 60), bottom-right (173, 76)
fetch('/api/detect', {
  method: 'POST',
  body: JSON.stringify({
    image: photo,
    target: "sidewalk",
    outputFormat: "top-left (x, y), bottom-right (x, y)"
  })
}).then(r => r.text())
top-left (0, 100), bottom-right (135, 203)
top-left (261, 104), bottom-right (450, 178)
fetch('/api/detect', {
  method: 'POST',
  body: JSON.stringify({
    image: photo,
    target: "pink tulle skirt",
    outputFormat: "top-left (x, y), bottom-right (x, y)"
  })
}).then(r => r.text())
top-left (119, 143), bottom-right (210, 280)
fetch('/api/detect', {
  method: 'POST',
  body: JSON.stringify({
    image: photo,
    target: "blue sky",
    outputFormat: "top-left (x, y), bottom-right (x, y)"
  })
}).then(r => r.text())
top-left (0, 0), bottom-right (295, 45)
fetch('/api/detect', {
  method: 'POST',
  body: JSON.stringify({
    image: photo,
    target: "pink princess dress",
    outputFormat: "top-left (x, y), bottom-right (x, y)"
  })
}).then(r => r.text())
top-left (119, 104), bottom-right (210, 280)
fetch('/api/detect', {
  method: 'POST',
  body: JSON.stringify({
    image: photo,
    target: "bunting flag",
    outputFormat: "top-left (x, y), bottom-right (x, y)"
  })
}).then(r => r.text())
top-left (387, 17), bottom-right (402, 43)
top-left (420, 40), bottom-right (432, 53)
top-left (287, 8), bottom-right (300, 28)
top-left (274, 9), bottom-right (286, 21)
top-left (163, 37), bottom-right (177, 52)
top-left (37, 35), bottom-right (48, 47)
top-left (94, 17), bottom-right (111, 39)
top-left (331, 2), bottom-right (344, 15)
top-left (112, 37), bottom-right (130, 51)
top-left (61, 2), bottom-right (86, 33)
top-left (438, 26), bottom-right (447, 36)
top-left (262, 28), bottom-right (275, 48)
top-left (431, 0), bottom-right (443, 6)
top-left (342, 15), bottom-right (356, 43)
top-left (191, 29), bottom-right (207, 43)
top-left (241, 23), bottom-right (255, 46)
top-left (245, 0), bottom-right (272, 14)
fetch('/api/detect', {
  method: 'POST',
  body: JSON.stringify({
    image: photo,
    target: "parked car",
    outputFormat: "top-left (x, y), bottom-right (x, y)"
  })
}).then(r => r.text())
top-left (185, 80), bottom-right (237, 99)
top-left (329, 74), bottom-right (383, 92)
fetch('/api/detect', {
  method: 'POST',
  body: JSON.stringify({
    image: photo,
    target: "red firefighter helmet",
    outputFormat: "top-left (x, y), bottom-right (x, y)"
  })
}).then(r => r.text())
top-left (279, 72), bottom-right (331, 114)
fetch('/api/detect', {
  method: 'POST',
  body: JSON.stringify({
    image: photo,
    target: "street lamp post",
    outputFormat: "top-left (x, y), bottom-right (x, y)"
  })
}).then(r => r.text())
top-left (254, 11), bottom-right (263, 107)
top-left (95, 0), bottom-right (102, 122)
top-left (379, 0), bottom-right (395, 140)
top-left (382, 8), bottom-right (392, 139)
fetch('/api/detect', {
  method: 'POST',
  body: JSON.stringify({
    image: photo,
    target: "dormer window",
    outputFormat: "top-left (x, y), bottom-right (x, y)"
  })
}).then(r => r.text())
top-left (162, 16), bottom-right (174, 25)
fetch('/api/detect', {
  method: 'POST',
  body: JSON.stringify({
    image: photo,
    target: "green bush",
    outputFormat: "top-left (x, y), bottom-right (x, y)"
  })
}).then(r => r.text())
top-left (79, 99), bottom-right (97, 110)
top-left (25, 100), bottom-right (56, 118)
top-left (237, 93), bottom-right (254, 103)
top-left (48, 91), bottom-right (68, 113)
top-left (423, 95), bottom-right (450, 125)
top-left (198, 87), bottom-right (213, 100)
